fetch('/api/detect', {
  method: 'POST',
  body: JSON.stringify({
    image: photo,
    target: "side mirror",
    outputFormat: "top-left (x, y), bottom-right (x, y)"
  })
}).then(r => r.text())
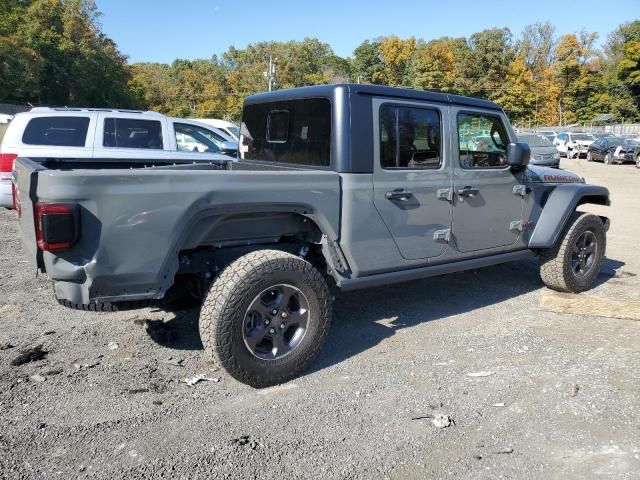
top-left (507, 142), bottom-right (530, 168)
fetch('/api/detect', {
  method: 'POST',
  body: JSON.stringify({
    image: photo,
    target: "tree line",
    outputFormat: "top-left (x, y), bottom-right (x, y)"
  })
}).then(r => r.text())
top-left (1, 1), bottom-right (639, 126)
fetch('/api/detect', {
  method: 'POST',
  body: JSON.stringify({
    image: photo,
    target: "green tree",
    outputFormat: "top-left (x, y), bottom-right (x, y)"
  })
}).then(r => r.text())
top-left (0, 0), bottom-right (133, 106)
top-left (352, 39), bottom-right (384, 84)
top-left (456, 28), bottom-right (514, 101)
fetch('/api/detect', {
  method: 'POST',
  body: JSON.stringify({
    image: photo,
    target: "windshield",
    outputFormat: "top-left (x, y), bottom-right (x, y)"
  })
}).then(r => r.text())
top-left (572, 134), bottom-right (594, 141)
top-left (227, 126), bottom-right (240, 138)
top-left (610, 138), bottom-right (639, 146)
top-left (518, 134), bottom-right (553, 147)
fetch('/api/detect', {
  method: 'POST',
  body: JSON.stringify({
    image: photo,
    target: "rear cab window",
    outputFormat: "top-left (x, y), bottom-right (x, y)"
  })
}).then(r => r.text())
top-left (240, 98), bottom-right (331, 167)
top-left (22, 117), bottom-right (90, 147)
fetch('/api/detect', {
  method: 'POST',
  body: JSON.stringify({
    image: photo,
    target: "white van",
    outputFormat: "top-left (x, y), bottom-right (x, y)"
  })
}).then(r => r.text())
top-left (0, 108), bottom-right (237, 208)
top-left (190, 118), bottom-right (240, 141)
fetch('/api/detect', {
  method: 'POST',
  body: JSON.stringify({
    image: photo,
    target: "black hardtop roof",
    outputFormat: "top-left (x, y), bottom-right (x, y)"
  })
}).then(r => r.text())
top-left (244, 84), bottom-right (502, 111)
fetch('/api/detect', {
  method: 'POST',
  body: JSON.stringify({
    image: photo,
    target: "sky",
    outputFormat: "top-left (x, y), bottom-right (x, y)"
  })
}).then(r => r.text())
top-left (95, 0), bottom-right (639, 63)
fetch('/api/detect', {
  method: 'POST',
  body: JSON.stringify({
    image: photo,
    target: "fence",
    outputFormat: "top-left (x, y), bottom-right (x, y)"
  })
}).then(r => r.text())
top-left (602, 123), bottom-right (640, 135)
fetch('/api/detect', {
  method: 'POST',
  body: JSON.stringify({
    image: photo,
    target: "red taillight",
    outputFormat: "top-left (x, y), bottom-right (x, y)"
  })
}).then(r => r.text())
top-left (0, 153), bottom-right (17, 173)
top-left (34, 203), bottom-right (79, 251)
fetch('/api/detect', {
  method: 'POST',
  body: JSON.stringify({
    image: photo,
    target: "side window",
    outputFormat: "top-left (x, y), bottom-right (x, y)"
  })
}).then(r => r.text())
top-left (174, 123), bottom-right (220, 153)
top-left (457, 113), bottom-right (509, 169)
top-left (379, 105), bottom-right (442, 169)
top-left (103, 118), bottom-right (163, 149)
top-left (558, 133), bottom-right (567, 141)
top-left (241, 98), bottom-right (331, 167)
top-left (267, 111), bottom-right (289, 143)
top-left (22, 117), bottom-right (89, 147)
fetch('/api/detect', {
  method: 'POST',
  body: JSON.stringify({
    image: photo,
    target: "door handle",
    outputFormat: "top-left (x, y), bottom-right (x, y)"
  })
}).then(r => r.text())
top-left (385, 189), bottom-right (413, 201)
top-left (457, 186), bottom-right (479, 197)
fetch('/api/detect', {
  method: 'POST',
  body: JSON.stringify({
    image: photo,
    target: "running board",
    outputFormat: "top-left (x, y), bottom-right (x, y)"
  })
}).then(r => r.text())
top-left (337, 250), bottom-right (536, 291)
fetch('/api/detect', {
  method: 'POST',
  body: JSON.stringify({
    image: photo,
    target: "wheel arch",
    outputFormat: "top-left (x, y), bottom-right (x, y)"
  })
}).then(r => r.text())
top-left (529, 184), bottom-right (610, 249)
top-left (155, 204), bottom-right (347, 299)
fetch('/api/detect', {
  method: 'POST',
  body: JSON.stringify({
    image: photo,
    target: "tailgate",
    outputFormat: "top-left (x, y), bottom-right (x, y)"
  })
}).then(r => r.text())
top-left (14, 157), bottom-right (47, 267)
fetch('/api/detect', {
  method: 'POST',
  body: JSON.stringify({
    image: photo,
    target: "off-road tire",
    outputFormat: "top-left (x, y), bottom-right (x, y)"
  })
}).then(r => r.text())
top-left (199, 249), bottom-right (332, 387)
top-left (539, 212), bottom-right (606, 293)
top-left (604, 153), bottom-right (612, 165)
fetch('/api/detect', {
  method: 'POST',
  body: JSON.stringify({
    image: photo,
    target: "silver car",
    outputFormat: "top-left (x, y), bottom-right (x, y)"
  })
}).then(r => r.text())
top-left (517, 133), bottom-right (560, 167)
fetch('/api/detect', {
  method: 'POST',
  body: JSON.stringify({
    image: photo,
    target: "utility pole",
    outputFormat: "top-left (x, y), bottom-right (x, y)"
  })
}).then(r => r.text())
top-left (264, 56), bottom-right (277, 92)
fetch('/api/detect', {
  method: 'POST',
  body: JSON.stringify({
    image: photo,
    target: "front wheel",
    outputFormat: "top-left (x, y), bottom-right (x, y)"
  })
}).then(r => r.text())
top-left (636, 154), bottom-right (640, 168)
top-left (539, 212), bottom-right (606, 293)
top-left (586, 151), bottom-right (592, 162)
top-left (604, 153), bottom-right (612, 165)
top-left (199, 249), bottom-right (332, 387)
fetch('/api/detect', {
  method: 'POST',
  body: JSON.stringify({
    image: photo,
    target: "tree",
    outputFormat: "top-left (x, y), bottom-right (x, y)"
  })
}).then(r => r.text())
top-left (409, 39), bottom-right (457, 92)
top-left (0, 37), bottom-right (41, 102)
top-left (495, 55), bottom-right (535, 123)
top-left (456, 28), bottom-right (514, 101)
top-left (518, 22), bottom-right (556, 75)
top-left (352, 39), bottom-right (384, 84)
top-left (374, 36), bottom-right (416, 86)
top-left (0, 0), bottom-right (134, 107)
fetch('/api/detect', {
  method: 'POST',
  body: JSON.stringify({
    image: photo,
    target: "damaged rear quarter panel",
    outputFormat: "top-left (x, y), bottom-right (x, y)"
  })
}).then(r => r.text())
top-left (35, 168), bottom-right (341, 302)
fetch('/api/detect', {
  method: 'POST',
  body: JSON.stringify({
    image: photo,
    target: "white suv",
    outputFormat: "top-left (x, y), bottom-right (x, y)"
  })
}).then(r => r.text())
top-left (554, 132), bottom-right (595, 159)
top-left (0, 108), bottom-right (237, 208)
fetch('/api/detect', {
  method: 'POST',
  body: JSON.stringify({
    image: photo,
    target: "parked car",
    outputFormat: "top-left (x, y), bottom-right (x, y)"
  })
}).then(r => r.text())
top-left (14, 84), bottom-right (610, 387)
top-left (191, 118), bottom-right (240, 141)
top-left (587, 136), bottom-right (640, 165)
top-left (0, 108), bottom-right (236, 208)
top-left (538, 131), bottom-right (557, 143)
top-left (174, 121), bottom-right (238, 154)
top-left (554, 132), bottom-right (595, 158)
top-left (516, 132), bottom-right (560, 167)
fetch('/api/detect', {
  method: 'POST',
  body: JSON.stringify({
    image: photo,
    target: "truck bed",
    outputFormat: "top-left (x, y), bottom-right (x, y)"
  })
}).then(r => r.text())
top-left (14, 156), bottom-right (341, 306)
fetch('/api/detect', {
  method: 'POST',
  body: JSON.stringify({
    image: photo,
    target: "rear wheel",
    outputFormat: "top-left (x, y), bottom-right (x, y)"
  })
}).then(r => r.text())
top-left (539, 212), bottom-right (606, 293)
top-left (604, 153), bottom-right (612, 165)
top-left (636, 153), bottom-right (640, 168)
top-left (586, 151), bottom-right (592, 162)
top-left (199, 249), bottom-right (332, 387)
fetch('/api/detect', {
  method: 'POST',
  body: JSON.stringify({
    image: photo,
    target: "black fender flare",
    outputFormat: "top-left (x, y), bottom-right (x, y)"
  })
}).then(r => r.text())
top-left (528, 184), bottom-right (610, 249)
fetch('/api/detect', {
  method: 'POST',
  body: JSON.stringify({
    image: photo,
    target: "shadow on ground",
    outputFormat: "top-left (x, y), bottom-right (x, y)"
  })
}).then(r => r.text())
top-left (143, 256), bottom-right (627, 374)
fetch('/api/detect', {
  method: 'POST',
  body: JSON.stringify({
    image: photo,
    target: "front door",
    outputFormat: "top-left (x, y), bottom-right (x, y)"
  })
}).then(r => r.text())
top-left (451, 109), bottom-right (523, 253)
top-left (372, 99), bottom-right (452, 261)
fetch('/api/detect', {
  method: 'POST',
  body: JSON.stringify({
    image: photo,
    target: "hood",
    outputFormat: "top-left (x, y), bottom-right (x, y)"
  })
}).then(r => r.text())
top-left (525, 165), bottom-right (584, 184)
top-left (574, 139), bottom-right (594, 146)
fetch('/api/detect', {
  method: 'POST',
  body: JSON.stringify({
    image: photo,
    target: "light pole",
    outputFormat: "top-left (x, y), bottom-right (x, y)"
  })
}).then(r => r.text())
top-left (264, 56), bottom-right (277, 92)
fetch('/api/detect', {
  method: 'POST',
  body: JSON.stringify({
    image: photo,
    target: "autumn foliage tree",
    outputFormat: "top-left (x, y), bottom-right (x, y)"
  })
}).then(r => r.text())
top-left (0, 2), bottom-right (638, 126)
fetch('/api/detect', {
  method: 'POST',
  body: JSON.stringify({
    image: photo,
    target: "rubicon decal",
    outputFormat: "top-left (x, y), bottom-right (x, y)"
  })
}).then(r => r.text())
top-left (543, 174), bottom-right (578, 183)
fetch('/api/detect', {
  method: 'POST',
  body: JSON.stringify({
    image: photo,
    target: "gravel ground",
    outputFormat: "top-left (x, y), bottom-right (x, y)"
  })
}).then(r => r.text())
top-left (1, 158), bottom-right (639, 479)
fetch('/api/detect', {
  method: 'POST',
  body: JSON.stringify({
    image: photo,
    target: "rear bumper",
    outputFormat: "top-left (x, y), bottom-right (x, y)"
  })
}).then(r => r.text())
top-left (0, 181), bottom-right (12, 208)
top-left (53, 279), bottom-right (158, 310)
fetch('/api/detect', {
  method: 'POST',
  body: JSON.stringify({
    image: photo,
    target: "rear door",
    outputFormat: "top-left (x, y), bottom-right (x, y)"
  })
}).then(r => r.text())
top-left (451, 108), bottom-right (523, 253)
top-left (93, 113), bottom-right (173, 161)
top-left (372, 99), bottom-right (452, 261)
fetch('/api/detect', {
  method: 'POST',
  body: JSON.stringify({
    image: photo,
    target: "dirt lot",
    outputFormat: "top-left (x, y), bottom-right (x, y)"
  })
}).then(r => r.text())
top-left (1, 159), bottom-right (639, 479)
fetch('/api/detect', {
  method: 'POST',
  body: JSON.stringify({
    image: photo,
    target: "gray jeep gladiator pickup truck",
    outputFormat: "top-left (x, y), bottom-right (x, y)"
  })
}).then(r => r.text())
top-left (14, 84), bottom-right (610, 387)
